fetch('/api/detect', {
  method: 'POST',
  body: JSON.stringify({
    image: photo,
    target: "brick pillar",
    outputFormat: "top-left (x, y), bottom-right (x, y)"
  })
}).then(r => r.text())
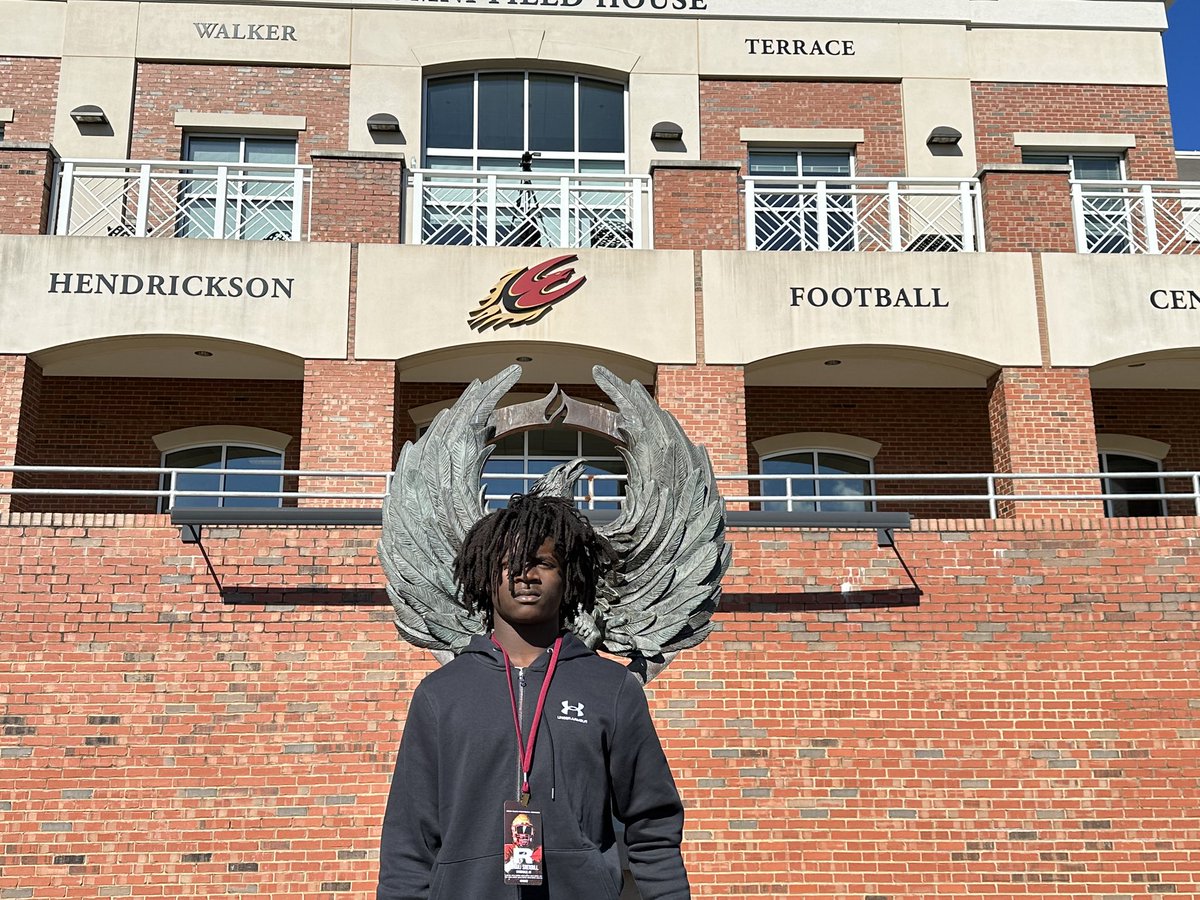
top-left (299, 360), bottom-right (395, 507)
top-left (987, 367), bottom-right (1103, 517)
top-left (0, 355), bottom-right (42, 514)
top-left (0, 143), bottom-right (57, 235)
top-left (977, 163), bottom-right (1075, 253)
top-left (309, 151), bottom-right (405, 244)
top-left (655, 364), bottom-right (747, 505)
top-left (651, 159), bottom-right (743, 251)
top-left (650, 160), bottom-right (747, 505)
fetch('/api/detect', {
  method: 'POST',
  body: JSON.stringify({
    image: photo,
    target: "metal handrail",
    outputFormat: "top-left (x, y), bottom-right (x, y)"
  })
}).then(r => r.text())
top-left (742, 175), bottom-right (983, 252)
top-left (2, 466), bottom-right (1194, 516)
top-left (1070, 179), bottom-right (1200, 255)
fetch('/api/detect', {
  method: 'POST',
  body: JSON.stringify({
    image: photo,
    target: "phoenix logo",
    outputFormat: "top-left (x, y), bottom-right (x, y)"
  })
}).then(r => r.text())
top-left (468, 255), bottom-right (587, 332)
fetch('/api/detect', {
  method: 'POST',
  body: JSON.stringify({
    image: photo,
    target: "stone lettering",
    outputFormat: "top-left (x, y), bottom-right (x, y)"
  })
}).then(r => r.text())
top-left (790, 286), bottom-right (949, 309)
top-left (745, 38), bottom-right (856, 56)
top-left (193, 21), bottom-right (299, 41)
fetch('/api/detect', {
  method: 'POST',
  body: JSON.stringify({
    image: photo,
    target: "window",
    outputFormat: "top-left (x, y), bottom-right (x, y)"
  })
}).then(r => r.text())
top-left (748, 149), bottom-right (854, 251)
top-left (422, 71), bottom-right (630, 248)
top-left (1023, 151), bottom-right (1128, 253)
top-left (159, 444), bottom-right (285, 512)
top-left (1099, 451), bottom-right (1165, 518)
top-left (182, 134), bottom-right (299, 240)
top-left (484, 427), bottom-right (625, 511)
top-left (425, 72), bottom-right (626, 174)
top-left (759, 449), bottom-right (873, 513)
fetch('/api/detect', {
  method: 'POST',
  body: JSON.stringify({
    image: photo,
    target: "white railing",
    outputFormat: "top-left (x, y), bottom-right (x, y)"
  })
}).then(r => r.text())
top-left (744, 176), bottom-right (984, 252)
top-left (4, 466), bottom-right (1198, 519)
top-left (1071, 180), bottom-right (1200, 255)
top-left (412, 169), bottom-right (652, 249)
top-left (50, 159), bottom-right (313, 241)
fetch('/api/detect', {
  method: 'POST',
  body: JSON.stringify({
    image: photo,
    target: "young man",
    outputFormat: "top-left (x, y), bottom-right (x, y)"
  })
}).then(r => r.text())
top-left (377, 493), bottom-right (691, 899)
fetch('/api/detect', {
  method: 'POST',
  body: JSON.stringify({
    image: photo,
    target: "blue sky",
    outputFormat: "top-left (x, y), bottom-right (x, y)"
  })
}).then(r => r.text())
top-left (1165, 1), bottom-right (1199, 150)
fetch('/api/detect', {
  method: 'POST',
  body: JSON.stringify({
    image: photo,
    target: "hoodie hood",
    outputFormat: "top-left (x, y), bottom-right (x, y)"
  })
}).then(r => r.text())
top-left (461, 631), bottom-right (597, 670)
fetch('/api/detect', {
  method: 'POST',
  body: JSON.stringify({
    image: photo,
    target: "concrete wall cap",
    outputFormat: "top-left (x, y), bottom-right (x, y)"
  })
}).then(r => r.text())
top-left (310, 150), bottom-right (407, 163)
top-left (0, 141), bottom-right (58, 156)
top-left (976, 163), bottom-right (1072, 178)
top-left (650, 159), bottom-right (742, 172)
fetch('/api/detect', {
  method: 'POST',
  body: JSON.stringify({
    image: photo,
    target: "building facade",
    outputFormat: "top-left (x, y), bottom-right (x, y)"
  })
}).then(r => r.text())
top-left (2, 0), bottom-right (1200, 896)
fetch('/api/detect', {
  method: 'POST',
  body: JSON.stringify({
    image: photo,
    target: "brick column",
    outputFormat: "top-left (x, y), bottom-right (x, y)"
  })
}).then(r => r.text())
top-left (977, 163), bottom-right (1075, 253)
top-left (0, 142), bottom-right (58, 235)
top-left (309, 151), bottom-right (406, 244)
top-left (299, 360), bottom-right (395, 507)
top-left (987, 367), bottom-right (1103, 517)
top-left (650, 160), bottom-right (748, 505)
top-left (0, 355), bottom-right (42, 514)
top-left (655, 364), bottom-right (748, 478)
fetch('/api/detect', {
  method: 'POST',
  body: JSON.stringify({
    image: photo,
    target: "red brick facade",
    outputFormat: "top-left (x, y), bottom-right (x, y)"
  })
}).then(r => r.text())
top-left (747, 385), bottom-right (995, 518)
top-left (700, 80), bottom-right (906, 176)
top-left (978, 167), bottom-right (1076, 254)
top-left (2, 519), bottom-right (1199, 897)
top-left (0, 56), bottom-right (60, 142)
top-left (310, 153), bottom-right (405, 244)
top-left (0, 144), bottom-right (56, 234)
top-left (651, 163), bottom-right (743, 251)
top-left (300, 360), bottom-right (396, 506)
top-left (972, 83), bottom-right (1178, 180)
top-left (16, 375), bottom-right (303, 514)
top-left (988, 368), bottom-right (1102, 516)
top-left (130, 63), bottom-right (350, 162)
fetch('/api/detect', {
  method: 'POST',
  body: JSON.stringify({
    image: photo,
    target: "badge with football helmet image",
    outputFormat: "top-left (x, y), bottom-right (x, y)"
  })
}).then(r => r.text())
top-left (502, 801), bottom-right (544, 886)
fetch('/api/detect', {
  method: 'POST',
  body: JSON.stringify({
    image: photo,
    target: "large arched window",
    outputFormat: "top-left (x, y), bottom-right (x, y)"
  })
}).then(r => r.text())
top-left (424, 71), bottom-right (627, 174)
top-left (154, 427), bottom-right (290, 511)
top-left (755, 433), bottom-right (881, 513)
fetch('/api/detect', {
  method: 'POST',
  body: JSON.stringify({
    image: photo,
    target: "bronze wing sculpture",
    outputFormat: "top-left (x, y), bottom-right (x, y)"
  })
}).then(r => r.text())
top-left (378, 364), bottom-right (730, 682)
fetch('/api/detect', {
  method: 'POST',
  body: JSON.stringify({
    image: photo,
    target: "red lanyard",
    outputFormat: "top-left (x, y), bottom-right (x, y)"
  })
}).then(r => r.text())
top-left (492, 635), bottom-right (563, 803)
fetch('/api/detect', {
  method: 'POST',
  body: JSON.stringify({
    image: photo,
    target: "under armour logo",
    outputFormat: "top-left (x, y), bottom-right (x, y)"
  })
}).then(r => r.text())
top-left (561, 701), bottom-right (584, 717)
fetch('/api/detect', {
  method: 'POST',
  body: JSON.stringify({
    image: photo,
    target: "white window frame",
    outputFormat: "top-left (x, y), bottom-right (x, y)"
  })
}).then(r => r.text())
top-left (1096, 434), bottom-right (1170, 518)
top-left (181, 132), bottom-right (300, 241)
top-left (484, 427), bottom-right (626, 510)
top-left (422, 70), bottom-right (630, 174)
top-left (754, 433), bottom-right (880, 513)
top-left (154, 426), bottom-right (291, 513)
top-left (747, 146), bottom-right (857, 252)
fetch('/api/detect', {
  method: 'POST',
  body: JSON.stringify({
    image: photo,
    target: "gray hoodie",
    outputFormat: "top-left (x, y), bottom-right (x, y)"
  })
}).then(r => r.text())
top-left (377, 632), bottom-right (690, 899)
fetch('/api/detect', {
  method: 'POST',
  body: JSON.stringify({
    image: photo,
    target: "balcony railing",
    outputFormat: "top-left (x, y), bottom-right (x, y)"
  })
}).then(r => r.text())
top-left (49, 158), bottom-right (312, 241)
top-left (1072, 180), bottom-right (1200, 255)
top-left (412, 169), bottom-right (652, 249)
top-left (4, 466), bottom-right (1198, 519)
top-left (744, 176), bottom-right (984, 252)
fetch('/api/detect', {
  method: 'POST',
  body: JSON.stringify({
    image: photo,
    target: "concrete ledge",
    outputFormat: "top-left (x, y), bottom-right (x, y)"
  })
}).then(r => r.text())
top-left (1015, 131), bottom-right (1136, 151)
top-left (976, 163), bottom-right (1072, 178)
top-left (310, 150), bottom-right (407, 162)
top-left (650, 159), bottom-right (742, 172)
top-left (740, 127), bottom-right (865, 146)
top-left (174, 112), bottom-right (307, 132)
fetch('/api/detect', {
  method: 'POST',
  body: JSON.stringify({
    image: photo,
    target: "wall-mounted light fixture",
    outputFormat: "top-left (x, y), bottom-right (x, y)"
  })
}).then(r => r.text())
top-left (651, 120), bottom-right (684, 142)
top-left (926, 125), bottom-right (963, 147)
top-left (70, 105), bottom-right (109, 126)
top-left (367, 113), bottom-right (401, 133)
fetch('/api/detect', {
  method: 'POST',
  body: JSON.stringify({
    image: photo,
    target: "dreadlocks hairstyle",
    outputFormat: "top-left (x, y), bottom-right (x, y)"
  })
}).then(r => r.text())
top-left (454, 492), bottom-right (616, 631)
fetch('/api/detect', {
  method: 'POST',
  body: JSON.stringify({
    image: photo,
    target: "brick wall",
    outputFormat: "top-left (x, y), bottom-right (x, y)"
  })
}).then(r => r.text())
top-left (0, 355), bottom-right (42, 511)
top-left (746, 385), bottom-right (994, 518)
top-left (978, 168), bottom-right (1076, 254)
top-left (700, 81), bottom-right (905, 176)
top-left (0, 56), bottom-right (60, 142)
top-left (0, 144), bottom-right (57, 235)
top-left (1094, 388), bottom-right (1200, 516)
top-left (652, 165), bottom-right (742, 251)
top-left (972, 83), bottom-right (1177, 180)
top-left (300, 361), bottom-right (395, 505)
top-left (130, 63), bottom-right (350, 162)
top-left (19, 376), bottom-right (303, 514)
top-left (309, 154), bottom-right (405, 244)
top-left (1, 518), bottom-right (1199, 896)
top-left (655, 365), bottom-right (748, 480)
top-left (988, 368), bottom-right (1102, 516)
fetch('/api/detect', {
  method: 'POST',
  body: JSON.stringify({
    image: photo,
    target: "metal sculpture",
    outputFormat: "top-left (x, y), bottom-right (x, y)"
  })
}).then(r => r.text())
top-left (378, 364), bottom-right (730, 683)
